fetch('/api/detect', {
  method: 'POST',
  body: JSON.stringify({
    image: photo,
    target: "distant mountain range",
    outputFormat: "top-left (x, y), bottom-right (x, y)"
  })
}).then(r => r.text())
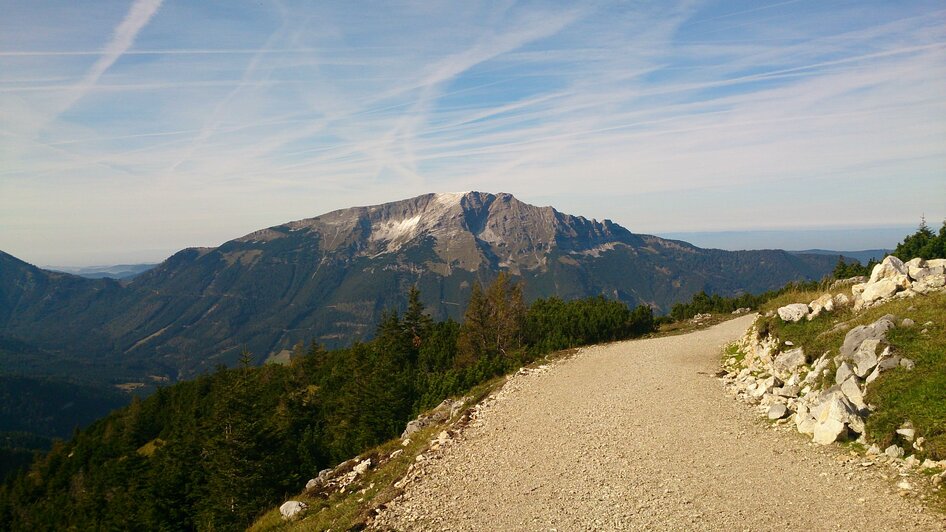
top-left (790, 249), bottom-right (889, 264)
top-left (0, 192), bottom-right (840, 386)
top-left (44, 263), bottom-right (158, 280)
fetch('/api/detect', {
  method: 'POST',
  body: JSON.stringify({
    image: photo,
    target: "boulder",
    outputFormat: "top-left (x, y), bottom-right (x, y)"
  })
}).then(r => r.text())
top-left (353, 458), bottom-right (372, 476)
top-left (900, 357), bottom-right (915, 370)
top-left (901, 318), bottom-right (915, 328)
top-left (852, 338), bottom-right (881, 377)
top-left (884, 445), bottom-right (904, 459)
top-left (922, 273), bottom-right (945, 289)
top-left (840, 317), bottom-right (895, 359)
top-left (777, 303), bottom-right (810, 323)
top-left (808, 294), bottom-right (835, 319)
top-left (401, 398), bottom-right (464, 438)
top-left (869, 256), bottom-right (908, 284)
top-left (833, 293), bottom-right (851, 307)
top-left (280, 501), bottom-right (308, 521)
top-left (812, 419), bottom-right (846, 445)
top-left (794, 404), bottom-right (816, 435)
top-left (905, 257), bottom-right (925, 280)
top-left (860, 278), bottom-right (900, 305)
top-left (835, 361), bottom-right (853, 385)
top-left (768, 403), bottom-right (789, 420)
top-left (866, 350), bottom-right (901, 384)
top-left (911, 260), bottom-right (946, 282)
top-left (839, 377), bottom-right (867, 411)
top-left (773, 348), bottom-right (806, 376)
top-left (809, 390), bottom-right (860, 444)
top-left (897, 421), bottom-right (915, 442)
top-left (830, 276), bottom-right (866, 290)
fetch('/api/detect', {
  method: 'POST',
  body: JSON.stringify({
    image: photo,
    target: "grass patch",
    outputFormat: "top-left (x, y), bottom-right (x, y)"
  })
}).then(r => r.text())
top-left (248, 423), bottom-right (444, 532)
top-left (863, 291), bottom-right (946, 460)
top-left (757, 293), bottom-right (854, 364)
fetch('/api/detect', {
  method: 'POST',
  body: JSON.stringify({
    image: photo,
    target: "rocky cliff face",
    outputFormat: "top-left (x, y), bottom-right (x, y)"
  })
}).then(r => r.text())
top-left (0, 192), bottom-right (838, 382)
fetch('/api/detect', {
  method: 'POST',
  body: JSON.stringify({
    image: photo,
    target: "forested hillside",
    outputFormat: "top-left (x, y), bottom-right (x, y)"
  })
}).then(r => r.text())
top-left (0, 278), bottom-right (655, 530)
top-left (0, 192), bottom-right (839, 387)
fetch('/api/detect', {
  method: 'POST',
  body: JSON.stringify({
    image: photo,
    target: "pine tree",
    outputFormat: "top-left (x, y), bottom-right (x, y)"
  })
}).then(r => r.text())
top-left (457, 281), bottom-right (489, 367)
top-left (403, 285), bottom-right (433, 355)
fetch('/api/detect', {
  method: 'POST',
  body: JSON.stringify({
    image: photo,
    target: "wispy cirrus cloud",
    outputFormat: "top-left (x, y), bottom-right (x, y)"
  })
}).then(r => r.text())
top-left (47, 0), bottom-right (164, 127)
top-left (0, 1), bottom-right (944, 265)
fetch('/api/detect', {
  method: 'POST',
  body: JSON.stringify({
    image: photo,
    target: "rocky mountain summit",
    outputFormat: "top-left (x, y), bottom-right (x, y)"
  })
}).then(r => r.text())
top-left (1, 192), bottom-right (838, 382)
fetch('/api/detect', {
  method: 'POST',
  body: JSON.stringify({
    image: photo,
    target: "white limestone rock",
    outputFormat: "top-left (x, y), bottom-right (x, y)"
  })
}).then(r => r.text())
top-left (835, 361), bottom-right (854, 385)
top-left (280, 500), bottom-right (308, 521)
top-left (833, 293), bottom-right (851, 307)
top-left (906, 257), bottom-right (925, 280)
top-left (869, 256), bottom-right (908, 284)
top-left (813, 419), bottom-right (846, 445)
top-left (897, 421), bottom-right (915, 442)
top-left (922, 273), bottom-right (945, 289)
top-left (773, 348), bottom-right (806, 376)
top-left (884, 445), bottom-right (904, 459)
top-left (839, 377), bottom-right (867, 411)
top-left (777, 303), bottom-right (810, 323)
top-left (353, 458), bottom-right (372, 476)
top-left (808, 293), bottom-right (835, 319)
top-left (809, 390), bottom-right (860, 444)
top-left (767, 403), bottom-right (789, 420)
top-left (840, 317), bottom-right (895, 359)
top-left (860, 278), bottom-right (900, 305)
top-left (852, 338), bottom-right (881, 377)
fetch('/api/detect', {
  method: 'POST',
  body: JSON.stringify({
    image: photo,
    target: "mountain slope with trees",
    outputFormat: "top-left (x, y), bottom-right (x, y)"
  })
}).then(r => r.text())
top-left (0, 192), bottom-right (837, 388)
top-left (0, 281), bottom-right (656, 531)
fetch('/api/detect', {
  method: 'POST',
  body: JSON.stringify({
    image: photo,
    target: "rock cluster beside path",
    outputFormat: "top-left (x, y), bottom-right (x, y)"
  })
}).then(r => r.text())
top-left (853, 256), bottom-right (946, 310)
top-left (725, 314), bottom-right (917, 444)
top-left (775, 256), bottom-right (945, 324)
top-left (721, 255), bottom-right (946, 496)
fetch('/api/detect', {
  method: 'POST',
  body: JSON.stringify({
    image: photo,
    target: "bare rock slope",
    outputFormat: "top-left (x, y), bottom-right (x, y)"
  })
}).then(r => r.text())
top-left (373, 315), bottom-right (944, 530)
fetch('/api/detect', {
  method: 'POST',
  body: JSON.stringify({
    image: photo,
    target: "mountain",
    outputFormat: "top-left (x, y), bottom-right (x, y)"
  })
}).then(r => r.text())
top-left (791, 249), bottom-right (889, 264)
top-left (0, 192), bottom-right (837, 384)
top-left (44, 263), bottom-right (158, 280)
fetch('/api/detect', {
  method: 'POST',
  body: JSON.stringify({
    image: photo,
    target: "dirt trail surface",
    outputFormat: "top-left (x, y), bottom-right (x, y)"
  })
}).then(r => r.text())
top-left (372, 315), bottom-right (945, 531)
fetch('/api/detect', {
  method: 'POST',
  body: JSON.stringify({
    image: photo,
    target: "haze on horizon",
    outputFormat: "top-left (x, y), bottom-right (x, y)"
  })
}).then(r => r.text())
top-left (1, 0), bottom-right (944, 267)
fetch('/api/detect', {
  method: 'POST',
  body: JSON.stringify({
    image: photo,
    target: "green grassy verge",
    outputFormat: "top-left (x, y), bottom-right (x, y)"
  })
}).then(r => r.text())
top-left (757, 290), bottom-right (946, 461)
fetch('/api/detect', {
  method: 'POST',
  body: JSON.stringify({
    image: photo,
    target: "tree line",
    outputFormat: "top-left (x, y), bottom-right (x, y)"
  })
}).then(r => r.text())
top-left (832, 219), bottom-right (946, 279)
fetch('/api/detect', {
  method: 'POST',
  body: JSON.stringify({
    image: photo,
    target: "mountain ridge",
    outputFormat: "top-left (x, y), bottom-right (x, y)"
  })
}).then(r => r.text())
top-left (0, 191), bottom-right (837, 385)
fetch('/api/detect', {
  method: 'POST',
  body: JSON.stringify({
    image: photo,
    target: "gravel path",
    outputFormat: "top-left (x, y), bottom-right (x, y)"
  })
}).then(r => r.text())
top-left (372, 316), bottom-right (945, 531)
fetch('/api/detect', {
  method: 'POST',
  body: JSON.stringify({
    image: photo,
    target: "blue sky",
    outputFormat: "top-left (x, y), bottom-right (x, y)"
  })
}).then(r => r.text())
top-left (1, 1), bottom-right (944, 265)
